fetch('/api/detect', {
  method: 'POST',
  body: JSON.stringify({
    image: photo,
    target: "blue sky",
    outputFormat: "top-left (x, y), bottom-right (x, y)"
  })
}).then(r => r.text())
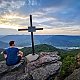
top-left (0, 0), bottom-right (80, 35)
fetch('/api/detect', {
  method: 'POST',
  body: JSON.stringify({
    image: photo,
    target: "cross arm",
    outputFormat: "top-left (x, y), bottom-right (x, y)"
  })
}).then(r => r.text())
top-left (36, 28), bottom-right (43, 30)
top-left (18, 29), bottom-right (28, 31)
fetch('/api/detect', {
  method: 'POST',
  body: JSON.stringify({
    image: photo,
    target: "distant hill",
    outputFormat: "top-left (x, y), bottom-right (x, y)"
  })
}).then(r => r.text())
top-left (0, 35), bottom-right (31, 47)
top-left (0, 41), bottom-right (8, 48)
top-left (0, 35), bottom-right (80, 48)
top-left (21, 44), bottom-right (58, 55)
top-left (44, 35), bottom-right (80, 47)
top-left (0, 35), bottom-right (50, 48)
top-left (0, 35), bottom-right (5, 38)
top-left (0, 48), bottom-right (4, 53)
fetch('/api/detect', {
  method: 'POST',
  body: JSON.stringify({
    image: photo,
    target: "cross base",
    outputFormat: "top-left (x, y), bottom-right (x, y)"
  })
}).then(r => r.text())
top-left (26, 54), bottom-right (39, 62)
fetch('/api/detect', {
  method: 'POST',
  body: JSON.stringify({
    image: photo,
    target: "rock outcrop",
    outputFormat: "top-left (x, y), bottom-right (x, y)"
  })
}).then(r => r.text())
top-left (64, 53), bottom-right (80, 80)
top-left (76, 53), bottom-right (80, 65)
top-left (0, 52), bottom-right (62, 80)
top-left (64, 68), bottom-right (80, 80)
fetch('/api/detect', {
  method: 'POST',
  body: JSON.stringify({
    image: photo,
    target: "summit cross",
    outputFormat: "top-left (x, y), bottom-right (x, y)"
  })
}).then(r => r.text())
top-left (18, 15), bottom-right (43, 55)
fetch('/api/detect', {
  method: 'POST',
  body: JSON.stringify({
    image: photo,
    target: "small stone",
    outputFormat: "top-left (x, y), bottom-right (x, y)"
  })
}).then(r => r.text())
top-left (26, 54), bottom-right (39, 62)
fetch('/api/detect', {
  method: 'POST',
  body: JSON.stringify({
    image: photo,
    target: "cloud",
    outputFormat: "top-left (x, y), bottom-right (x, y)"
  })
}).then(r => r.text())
top-left (0, 0), bottom-right (80, 35)
top-left (38, 0), bottom-right (80, 23)
top-left (0, 13), bottom-right (30, 29)
top-left (0, 28), bottom-right (18, 35)
top-left (0, 0), bottom-right (25, 14)
top-left (27, 0), bottom-right (39, 6)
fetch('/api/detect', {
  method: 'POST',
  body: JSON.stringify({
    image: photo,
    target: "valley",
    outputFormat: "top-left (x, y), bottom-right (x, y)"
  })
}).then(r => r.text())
top-left (0, 35), bottom-right (80, 49)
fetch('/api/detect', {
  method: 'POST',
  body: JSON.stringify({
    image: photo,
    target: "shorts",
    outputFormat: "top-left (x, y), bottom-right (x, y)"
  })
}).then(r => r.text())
top-left (17, 56), bottom-right (21, 63)
top-left (6, 56), bottom-right (21, 66)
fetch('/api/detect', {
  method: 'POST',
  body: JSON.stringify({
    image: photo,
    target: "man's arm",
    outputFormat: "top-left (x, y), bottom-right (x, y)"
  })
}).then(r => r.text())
top-left (3, 50), bottom-right (7, 59)
top-left (18, 51), bottom-right (23, 57)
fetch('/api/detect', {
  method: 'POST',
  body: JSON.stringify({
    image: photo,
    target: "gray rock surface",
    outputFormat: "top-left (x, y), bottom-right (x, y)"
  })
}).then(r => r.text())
top-left (0, 52), bottom-right (62, 80)
top-left (64, 68), bottom-right (80, 80)
top-left (30, 62), bottom-right (61, 80)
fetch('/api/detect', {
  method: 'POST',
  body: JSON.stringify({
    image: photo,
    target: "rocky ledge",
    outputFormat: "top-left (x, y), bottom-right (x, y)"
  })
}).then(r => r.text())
top-left (0, 52), bottom-right (62, 80)
top-left (64, 68), bottom-right (80, 80)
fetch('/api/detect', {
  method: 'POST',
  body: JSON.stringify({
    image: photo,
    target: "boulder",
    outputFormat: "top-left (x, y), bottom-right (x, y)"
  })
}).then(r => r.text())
top-left (76, 53), bottom-right (80, 65)
top-left (0, 52), bottom-right (62, 80)
top-left (64, 68), bottom-right (80, 80)
top-left (30, 62), bottom-right (61, 80)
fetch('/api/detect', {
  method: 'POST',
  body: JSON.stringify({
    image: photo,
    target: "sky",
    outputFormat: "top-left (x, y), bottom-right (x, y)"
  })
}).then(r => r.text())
top-left (0, 0), bottom-right (80, 35)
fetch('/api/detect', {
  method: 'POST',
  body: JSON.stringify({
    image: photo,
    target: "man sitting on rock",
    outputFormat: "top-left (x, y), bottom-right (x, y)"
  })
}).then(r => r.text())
top-left (3, 41), bottom-right (23, 66)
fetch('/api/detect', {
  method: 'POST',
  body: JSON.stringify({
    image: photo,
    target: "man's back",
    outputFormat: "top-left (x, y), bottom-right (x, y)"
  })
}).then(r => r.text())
top-left (3, 41), bottom-right (23, 66)
top-left (5, 47), bottom-right (19, 66)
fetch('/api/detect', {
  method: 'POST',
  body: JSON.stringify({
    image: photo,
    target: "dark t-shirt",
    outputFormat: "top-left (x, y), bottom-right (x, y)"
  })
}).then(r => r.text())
top-left (4, 47), bottom-right (20, 66)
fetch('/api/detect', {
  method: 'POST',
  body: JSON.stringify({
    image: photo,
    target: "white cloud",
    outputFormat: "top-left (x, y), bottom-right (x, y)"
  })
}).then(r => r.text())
top-left (33, 17), bottom-right (55, 23)
top-left (0, 0), bottom-right (25, 13)
top-left (42, 7), bottom-right (63, 14)
top-left (0, 13), bottom-right (29, 29)
top-left (0, 28), bottom-right (18, 35)
top-left (28, 0), bottom-right (39, 6)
